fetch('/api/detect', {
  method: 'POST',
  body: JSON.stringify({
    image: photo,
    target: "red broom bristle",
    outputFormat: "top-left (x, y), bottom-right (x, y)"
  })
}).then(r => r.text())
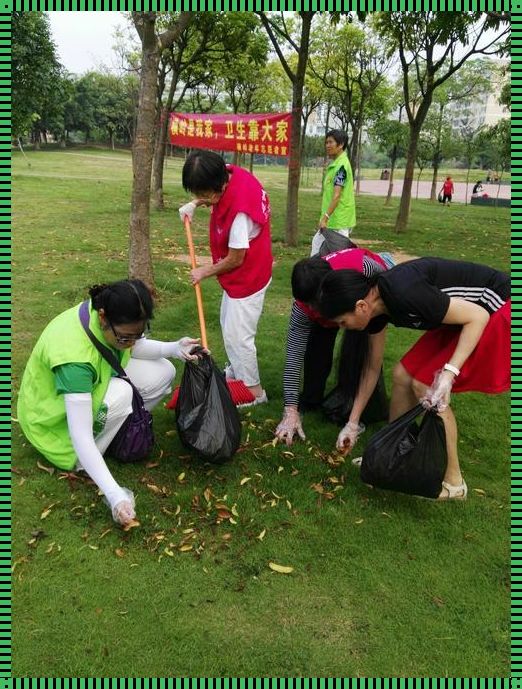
top-left (227, 379), bottom-right (255, 404)
top-left (165, 380), bottom-right (254, 409)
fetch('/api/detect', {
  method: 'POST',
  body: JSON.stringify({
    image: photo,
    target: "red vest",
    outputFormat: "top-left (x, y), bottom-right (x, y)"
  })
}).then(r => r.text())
top-left (296, 248), bottom-right (387, 327)
top-left (209, 165), bottom-right (272, 298)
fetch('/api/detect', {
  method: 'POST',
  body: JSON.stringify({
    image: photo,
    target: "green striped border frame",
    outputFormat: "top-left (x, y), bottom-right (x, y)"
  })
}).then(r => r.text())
top-left (7, 2), bottom-right (512, 683)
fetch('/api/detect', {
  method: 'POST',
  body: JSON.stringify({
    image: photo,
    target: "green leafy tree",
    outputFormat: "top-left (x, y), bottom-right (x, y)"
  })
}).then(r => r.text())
top-left (374, 11), bottom-right (510, 232)
top-left (310, 16), bottom-right (394, 186)
top-left (371, 107), bottom-right (409, 205)
top-left (12, 12), bottom-right (61, 140)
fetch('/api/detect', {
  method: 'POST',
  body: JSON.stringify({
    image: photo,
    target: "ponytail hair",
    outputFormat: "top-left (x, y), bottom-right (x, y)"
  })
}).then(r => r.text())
top-left (317, 269), bottom-right (377, 319)
top-left (89, 279), bottom-right (153, 325)
top-left (291, 257), bottom-right (332, 304)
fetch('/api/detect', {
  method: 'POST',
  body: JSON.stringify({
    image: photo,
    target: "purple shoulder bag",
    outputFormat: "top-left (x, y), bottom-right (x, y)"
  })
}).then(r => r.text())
top-left (79, 301), bottom-right (154, 463)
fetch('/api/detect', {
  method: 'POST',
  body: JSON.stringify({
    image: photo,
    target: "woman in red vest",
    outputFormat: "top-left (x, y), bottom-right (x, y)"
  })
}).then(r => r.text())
top-left (180, 150), bottom-right (273, 406)
top-left (440, 176), bottom-right (455, 205)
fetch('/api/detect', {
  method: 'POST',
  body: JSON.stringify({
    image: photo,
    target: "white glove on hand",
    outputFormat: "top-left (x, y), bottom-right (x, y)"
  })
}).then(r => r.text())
top-left (170, 337), bottom-right (204, 361)
top-left (336, 421), bottom-right (365, 455)
top-left (178, 201), bottom-right (197, 222)
top-left (275, 406), bottom-right (306, 446)
top-left (421, 369), bottom-right (455, 412)
top-left (111, 488), bottom-right (136, 526)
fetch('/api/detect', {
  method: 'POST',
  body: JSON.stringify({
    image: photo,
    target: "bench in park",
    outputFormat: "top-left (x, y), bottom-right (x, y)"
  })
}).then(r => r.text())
top-left (470, 196), bottom-right (511, 208)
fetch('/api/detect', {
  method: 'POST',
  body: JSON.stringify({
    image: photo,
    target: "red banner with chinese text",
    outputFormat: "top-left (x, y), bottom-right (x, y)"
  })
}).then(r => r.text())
top-left (169, 112), bottom-right (292, 157)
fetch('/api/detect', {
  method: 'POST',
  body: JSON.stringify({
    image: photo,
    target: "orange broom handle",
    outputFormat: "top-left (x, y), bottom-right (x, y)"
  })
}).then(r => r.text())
top-left (183, 215), bottom-right (208, 350)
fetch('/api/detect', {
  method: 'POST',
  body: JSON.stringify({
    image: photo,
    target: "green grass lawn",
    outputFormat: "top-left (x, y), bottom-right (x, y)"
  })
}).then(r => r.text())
top-left (12, 148), bottom-right (510, 677)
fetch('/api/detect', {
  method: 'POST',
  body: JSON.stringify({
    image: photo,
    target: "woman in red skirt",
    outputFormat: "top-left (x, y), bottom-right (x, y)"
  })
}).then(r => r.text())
top-left (317, 257), bottom-right (510, 500)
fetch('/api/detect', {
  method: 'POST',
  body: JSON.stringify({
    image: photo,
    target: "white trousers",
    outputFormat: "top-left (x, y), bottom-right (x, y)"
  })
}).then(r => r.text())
top-left (94, 357), bottom-right (175, 454)
top-left (220, 282), bottom-right (270, 387)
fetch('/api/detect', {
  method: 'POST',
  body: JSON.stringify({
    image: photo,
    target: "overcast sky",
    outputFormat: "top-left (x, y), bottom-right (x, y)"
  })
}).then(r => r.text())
top-left (48, 11), bottom-right (130, 75)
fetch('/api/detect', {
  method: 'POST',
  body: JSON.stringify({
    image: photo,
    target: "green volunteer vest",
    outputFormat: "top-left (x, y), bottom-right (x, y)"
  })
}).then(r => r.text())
top-left (17, 301), bottom-right (131, 471)
top-left (321, 151), bottom-right (356, 230)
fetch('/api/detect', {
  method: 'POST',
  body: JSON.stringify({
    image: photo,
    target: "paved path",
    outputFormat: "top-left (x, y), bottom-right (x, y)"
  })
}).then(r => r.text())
top-left (357, 179), bottom-right (510, 203)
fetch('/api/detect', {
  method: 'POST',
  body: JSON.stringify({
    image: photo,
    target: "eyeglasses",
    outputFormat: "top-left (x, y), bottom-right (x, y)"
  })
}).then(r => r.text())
top-left (108, 321), bottom-right (150, 345)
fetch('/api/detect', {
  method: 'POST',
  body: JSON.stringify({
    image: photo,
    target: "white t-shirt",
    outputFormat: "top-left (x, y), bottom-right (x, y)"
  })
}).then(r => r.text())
top-left (228, 212), bottom-right (261, 249)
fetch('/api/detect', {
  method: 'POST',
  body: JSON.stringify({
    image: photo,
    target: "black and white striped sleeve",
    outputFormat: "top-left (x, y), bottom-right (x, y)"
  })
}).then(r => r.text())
top-left (363, 256), bottom-right (386, 278)
top-left (283, 302), bottom-right (313, 407)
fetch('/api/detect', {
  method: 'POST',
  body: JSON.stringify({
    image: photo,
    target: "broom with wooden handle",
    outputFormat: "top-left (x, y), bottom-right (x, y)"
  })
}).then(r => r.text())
top-left (165, 215), bottom-right (256, 409)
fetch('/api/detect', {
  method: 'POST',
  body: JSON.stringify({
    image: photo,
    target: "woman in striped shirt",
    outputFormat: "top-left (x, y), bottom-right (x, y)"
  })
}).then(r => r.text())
top-left (317, 257), bottom-right (510, 500)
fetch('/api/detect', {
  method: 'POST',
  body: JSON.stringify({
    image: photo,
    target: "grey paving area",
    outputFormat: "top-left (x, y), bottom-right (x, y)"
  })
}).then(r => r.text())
top-left (358, 178), bottom-right (510, 203)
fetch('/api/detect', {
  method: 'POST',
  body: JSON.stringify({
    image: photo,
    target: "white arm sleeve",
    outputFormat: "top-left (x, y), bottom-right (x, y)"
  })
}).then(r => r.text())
top-left (228, 212), bottom-right (261, 249)
top-left (64, 393), bottom-right (129, 509)
top-left (130, 337), bottom-right (181, 360)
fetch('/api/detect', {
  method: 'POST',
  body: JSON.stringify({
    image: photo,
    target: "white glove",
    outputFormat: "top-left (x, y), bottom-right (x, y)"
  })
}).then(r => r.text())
top-left (421, 369), bottom-right (455, 412)
top-left (178, 201), bottom-right (197, 222)
top-left (111, 488), bottom-right (136, 526)
top-left (275, 406), bottom-right (306, 446)
top-left (170, 337), bottom-right (205, 362)
top-left (336, 421), bottom-right (365, 455)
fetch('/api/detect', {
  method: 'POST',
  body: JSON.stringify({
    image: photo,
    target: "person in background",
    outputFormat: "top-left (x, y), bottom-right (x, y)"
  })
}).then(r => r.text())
top-left (316, 257), bottom-right (510, 500)
top-left (274, 247), bottom-right (390, 446)
top-left (17, 279), bottom-right (201, 526)
top-left (179, 150), bottom-right (272, 407)
top-left (311, 130), bottom-right (356, 257)
top-left (440, 176), bottom-right (455, 206)
top-left (471, 180), bottom-right (487, 199)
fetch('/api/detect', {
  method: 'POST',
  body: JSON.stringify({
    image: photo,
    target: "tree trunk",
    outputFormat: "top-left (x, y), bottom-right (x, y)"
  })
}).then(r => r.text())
top-left (430, 161), bottom-right (440, 202)
top-left (395, 125), bottom-right (421, 233)
top-left (129, 16), bottom-right (159, 287)
top-left (385, 146), bottom-right (397, 206)
top-left (285, 13), bottom-right (313, 247)
top-left (355, 126), bottom-right (363, 196)
top-left (152, 108), bottom-right (170, 210)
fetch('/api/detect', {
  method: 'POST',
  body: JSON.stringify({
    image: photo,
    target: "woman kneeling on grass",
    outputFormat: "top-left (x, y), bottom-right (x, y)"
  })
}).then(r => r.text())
top-left (17, 279), bottom-right (202, 526)
top-left (316, 257), bottom-right (510, 500)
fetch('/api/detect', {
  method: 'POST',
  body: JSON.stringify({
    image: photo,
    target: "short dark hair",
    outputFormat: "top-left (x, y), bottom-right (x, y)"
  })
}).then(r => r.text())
top-left (317, 269), bottom-right (376, 319)
top-left (291, 257), bottom-right (332, 304)
top-left (182, 150), bottom-right (229, 194)
top-left (325, 129), bottom-right (348, 151)
top-left (89, 279), bottom-right (153, 325)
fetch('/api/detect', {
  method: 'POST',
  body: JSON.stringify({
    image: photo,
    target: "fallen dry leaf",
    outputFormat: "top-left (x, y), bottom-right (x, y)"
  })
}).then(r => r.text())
top-left (257, 529), bottom-right (266, 541)
top-left (179, 544), bottom-right (193, 552)
top-left (473, 488), bottom-right (486, 496)
top-left (177, 472), bottom-right (186, 483)
top-left (114, 548), bottom-right (125, 558)
top-left (240, 477), bottom-right (251, 485)
top-left (40, 503), bottom-right (57, 520)
top-left (145, 461), bottom-right (159, 469)
top-left (355, 518), bottom-right (364, 525)
top-left (37, 460), bottom-right (54, 475)
top-left (231, 504), bottom-right (239, 517)
top-left (122, 519), bottom-right (141, 532)
top-left (268, 562), bottom-right (294, 574)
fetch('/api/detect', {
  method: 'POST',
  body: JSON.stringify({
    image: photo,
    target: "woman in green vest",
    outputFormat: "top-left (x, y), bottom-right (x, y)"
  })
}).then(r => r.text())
top-left (17, 279), bottom-right (201, 527)
top-left (311, 129), bottom-right (356, 257)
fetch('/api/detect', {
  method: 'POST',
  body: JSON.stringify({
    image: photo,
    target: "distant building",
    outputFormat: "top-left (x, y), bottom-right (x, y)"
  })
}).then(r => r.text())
top-left (446, 60), bottom-right (509, 133)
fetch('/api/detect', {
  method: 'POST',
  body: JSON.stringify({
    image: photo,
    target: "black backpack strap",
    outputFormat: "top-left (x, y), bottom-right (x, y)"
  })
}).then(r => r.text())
top-left (78, 300), bottom-right (129, 380)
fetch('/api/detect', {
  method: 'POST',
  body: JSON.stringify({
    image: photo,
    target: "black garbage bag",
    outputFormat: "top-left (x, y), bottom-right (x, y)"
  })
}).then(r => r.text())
top-left (175, 352), bottom-right (241, 464)
top-left (321, 329), bottom-right (389, 425)
top-left (360, 404), bottom-right (447, 498)
top-left (322, 371), bottom-right (389, 426)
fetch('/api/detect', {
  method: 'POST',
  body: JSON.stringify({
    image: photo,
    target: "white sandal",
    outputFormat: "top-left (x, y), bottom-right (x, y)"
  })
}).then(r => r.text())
top-left (438, 480), bottom-right (468, 501)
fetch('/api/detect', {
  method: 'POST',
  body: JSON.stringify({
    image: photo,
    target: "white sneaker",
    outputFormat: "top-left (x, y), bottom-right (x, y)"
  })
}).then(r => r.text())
top-left (351, 456), bottom-right (363, 468)
top-left (223, 363), bottom-right (235, 380)
top-left (237, 390), bottom-right (268, 409)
